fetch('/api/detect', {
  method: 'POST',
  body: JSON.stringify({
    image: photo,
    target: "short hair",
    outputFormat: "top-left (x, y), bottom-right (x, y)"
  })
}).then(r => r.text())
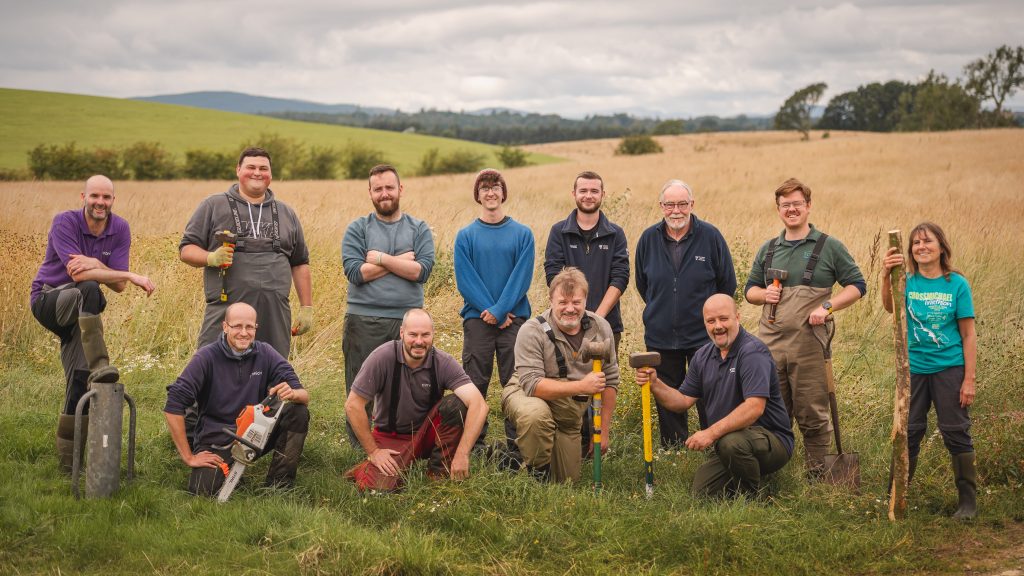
top-left (573, 170), bottom-right (604, 192)
top-left (549, 267), bottom-right (589, 299)
top-left (907, 221), bottom-right (959, 280)
top-left (368, 164), bottom-right (401, 187)
top-left (237, 147), bottom-right (272, 168)
top-left (659, 179), bottom-right (693, 202)
top-left (774, 178), bottom-right (811, 204)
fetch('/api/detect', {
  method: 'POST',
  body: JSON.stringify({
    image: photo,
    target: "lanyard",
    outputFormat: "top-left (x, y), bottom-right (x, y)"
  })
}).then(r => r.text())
top-left (246, 201), bottom-right (264, 238)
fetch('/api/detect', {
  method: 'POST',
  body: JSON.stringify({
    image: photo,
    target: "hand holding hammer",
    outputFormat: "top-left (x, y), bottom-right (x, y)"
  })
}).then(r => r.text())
top-left (630, 352), bottom-right (661, 498)
top-left (766, 268), bottom-right (788, 323)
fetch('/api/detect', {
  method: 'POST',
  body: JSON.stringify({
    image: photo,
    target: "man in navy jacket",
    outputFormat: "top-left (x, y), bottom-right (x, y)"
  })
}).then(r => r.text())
top-left (635, 179), bottom-right (736, 448)
top-left (164, 302), bottom-right (310, 496)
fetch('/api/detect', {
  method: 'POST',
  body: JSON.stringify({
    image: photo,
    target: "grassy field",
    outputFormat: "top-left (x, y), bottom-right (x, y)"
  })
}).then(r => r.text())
top-left (0, 88), bottom-right (559, 174)
top-left (1, 129), bottom-right (1023, 574)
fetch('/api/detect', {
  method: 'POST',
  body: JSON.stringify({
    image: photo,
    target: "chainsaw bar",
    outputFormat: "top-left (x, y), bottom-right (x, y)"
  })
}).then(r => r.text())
top-left (217, 461), bottom-right (246, 503)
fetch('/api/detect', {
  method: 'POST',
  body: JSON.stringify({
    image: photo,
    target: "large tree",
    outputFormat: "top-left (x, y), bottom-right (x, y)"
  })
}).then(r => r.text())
top-left (774, 82), bottom-right (827, 140)
top-left (819, 81), bottom-right (915, 132)
top-left (895, 71), bottom-right (979, 132)
top-left (963, 44), bottom-right (1024, 118)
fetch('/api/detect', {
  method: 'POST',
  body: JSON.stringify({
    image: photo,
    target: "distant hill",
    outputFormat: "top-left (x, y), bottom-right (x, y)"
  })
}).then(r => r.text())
top-left (0, 88), bottom-right (558, 174)
top-left (134, 91), bottom-right (394, 116)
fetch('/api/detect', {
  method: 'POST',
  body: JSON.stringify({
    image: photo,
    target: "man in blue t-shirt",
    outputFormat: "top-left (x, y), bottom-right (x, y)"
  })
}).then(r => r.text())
top-left (454, 169), bottom-right (534, 450)
top-left (637, 294), bottom-right (793, 497)
top-left (30, 175), bottom-right (156, 473)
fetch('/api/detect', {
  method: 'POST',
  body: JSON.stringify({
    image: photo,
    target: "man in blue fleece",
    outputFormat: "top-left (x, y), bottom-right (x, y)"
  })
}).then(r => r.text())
top-left (635, 179), bottom-right (737, 448)
top-left (342, 164), bottom-right (435, 446)
top-left (164, 302), bottom-right (310, 496)
top-left (454, 169), bottom-right (534, 450)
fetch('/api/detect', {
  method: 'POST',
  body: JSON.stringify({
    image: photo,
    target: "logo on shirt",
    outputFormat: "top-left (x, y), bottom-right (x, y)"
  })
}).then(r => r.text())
top-left (729, 367), bottom-right (736, 373)
top-left (598, 244), bottom-right (609, 250)
top-left (569, 243), bottom-right (578, 249)
top-left (251, 371), bottom-right (263, 378)
top-left (102, 251), bottom-right (112, 256)
top-left (694, 255), bottom-right (706, 262)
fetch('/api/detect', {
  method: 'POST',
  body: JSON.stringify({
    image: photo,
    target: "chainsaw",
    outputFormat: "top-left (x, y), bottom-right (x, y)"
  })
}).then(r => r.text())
top-left (214, 392), bottom-right (284, 502)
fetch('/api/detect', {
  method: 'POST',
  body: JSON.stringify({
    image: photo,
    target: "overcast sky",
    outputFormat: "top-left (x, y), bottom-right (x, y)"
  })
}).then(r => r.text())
top-left (2, 1), bottom-right (1021, 118)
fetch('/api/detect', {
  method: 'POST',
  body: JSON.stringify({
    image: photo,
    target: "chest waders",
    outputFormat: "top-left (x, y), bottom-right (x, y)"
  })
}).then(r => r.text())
top-left (757, 234), bottom-right (834, 474)
top-left (198, 195), bottom-right (293, 357)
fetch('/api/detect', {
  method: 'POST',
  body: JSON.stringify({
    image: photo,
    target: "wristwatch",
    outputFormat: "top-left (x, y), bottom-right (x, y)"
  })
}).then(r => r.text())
top-left (822, 301), bottom-right (833, 314)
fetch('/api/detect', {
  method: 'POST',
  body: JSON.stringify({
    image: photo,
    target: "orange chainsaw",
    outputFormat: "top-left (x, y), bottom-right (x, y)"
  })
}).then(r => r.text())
top-left (214, 393), bottom-right (284, 502)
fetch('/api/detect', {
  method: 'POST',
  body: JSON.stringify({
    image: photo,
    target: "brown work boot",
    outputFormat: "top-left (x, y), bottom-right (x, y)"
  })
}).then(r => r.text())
top-left (78, 314), bottom-right (119, 384)
top-left (951, 452), bottom-right (978, 520)
top-left (56, 414), bottom-right (88, 474)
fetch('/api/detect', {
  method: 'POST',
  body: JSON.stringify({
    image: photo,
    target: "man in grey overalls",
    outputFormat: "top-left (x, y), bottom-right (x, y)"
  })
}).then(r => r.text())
top-left (745, 178), bottom-right (865, 477)
top-left (180, 147), bottom-right (313, 359)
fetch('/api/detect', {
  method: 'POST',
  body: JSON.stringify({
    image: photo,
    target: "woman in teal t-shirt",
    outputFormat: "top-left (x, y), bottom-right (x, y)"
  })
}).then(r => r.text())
top-left (882, 222), bottom-right (977, 520)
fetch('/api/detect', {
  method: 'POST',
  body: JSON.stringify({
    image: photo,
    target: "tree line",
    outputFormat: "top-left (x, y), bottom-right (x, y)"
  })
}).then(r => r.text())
top-left (776, 45), bottom-right (1024, 139)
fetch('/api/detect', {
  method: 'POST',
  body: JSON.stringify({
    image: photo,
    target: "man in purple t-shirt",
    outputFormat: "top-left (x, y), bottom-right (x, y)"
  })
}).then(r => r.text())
top-left (344, 308), bottom-right (487, 492)
top-left (30, 175), bottom-right (155, 472)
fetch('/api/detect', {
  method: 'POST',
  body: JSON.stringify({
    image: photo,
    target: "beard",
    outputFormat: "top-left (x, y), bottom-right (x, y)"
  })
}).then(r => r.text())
top-left (575, 199), bottom-right (601, 214)
top-left (373, 196), bottom-right (400, 218)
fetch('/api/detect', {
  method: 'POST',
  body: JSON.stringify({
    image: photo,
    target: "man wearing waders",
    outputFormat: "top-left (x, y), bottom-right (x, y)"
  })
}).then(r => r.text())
top-left (744, 178), bottom-right (865, 478)
top-left (342, 165), bottom-right (435, 446)
top-left (180, 147), bottom-right (313, 356)
top-left (30, 175), bottom-right (156, 472)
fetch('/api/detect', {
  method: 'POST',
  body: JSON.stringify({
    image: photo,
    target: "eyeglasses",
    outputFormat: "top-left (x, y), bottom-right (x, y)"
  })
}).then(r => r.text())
top-left (479, 185), bottom-right (503, 194)
top-left (226, 323), bottom-right (258, 333)
top-left (660, 201), bottom-right (692, 211)
top-left (778, 201), bottom-right (807, 210)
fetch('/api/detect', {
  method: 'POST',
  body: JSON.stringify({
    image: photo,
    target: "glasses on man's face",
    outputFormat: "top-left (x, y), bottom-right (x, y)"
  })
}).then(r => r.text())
top-left (661, 201), bottom-right (692, 211)
top-left (479, 185), bottom-right (503, 194)
top-left (226, 323), bottom-right (258, 333)
top-left (778, 201), bottom-right (807, 211)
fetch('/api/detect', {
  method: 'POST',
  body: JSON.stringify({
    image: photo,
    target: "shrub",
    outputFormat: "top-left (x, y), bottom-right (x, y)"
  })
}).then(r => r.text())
top-left (418, 148), bottom-right (486, 176)
top-left (342, 142), bottom-right (388, 180)
top-left (291, 145), bottom-right (340, 180)
top-left (27, 143), bottom-right (126, 180)
top-left (122, 141), bottom-right (177, 180)
top-left (614, 134), bottom-right (663, 156)
top-left (496, 145), bottom-right (530, 168)
top-left (184, 149), bottom-right (236, 180)
top-left (249, 132), bottom-right (302, 179)
top-left (0, 167), bottom-right (30, 181)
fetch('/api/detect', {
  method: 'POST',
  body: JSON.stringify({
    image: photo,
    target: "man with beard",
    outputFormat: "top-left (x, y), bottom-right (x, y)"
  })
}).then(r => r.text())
top-left (544, 170), bottom-right (628, 456)
top-left (30, 175), bottom-right (156, 472)
top-left (342, 164), bottom-right (435, 446)
top-left (635, 179), bottom-right (736, 449)
top-left (180, 147), bottom-right (313, 358)
top-left (344, 309), bottom-right (487, 491)
top-left (501, 267), bottom-right (620, 482)
top-left (637, 294), bottom-right (793, 498)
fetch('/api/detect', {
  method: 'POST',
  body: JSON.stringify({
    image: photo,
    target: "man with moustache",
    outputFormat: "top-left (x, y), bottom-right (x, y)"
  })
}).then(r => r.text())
top-left (31, 175), bottom-right (156, 472)
top-left (344, 309), bottom-right (488, 491)
top-left (744, 178), bottom-right (864, 477)
top-left (501, 267), bottom-right (620, 482)
top-left (180, 146), bottom-right (313, 358)
top-left (164, 302), bottom-right (310, 496)
top-left (637, 294), bottom-right (793, 498)
top-left (544, 170), bottom-right (629, 456)
top-left (635, 179), bottom-right (736, 449)
top-left (342, 164), bottom-right (435, 445)
top-left (454, 169), bottom-right (534, 451)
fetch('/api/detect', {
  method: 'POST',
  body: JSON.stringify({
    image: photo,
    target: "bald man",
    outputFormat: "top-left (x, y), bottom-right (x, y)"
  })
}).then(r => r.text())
top-left (636, 294), bottom-right (793, 498)
top-left (164, 302), bottom-right (310, 496)
top-left (344, 308), bottom-right (487, 492)
top-left (30, 175), bottom-right (155, 473)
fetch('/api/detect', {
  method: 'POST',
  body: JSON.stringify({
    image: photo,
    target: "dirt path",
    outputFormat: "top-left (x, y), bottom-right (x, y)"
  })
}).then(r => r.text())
top-left (934, 521), bottom-right (1024, 575)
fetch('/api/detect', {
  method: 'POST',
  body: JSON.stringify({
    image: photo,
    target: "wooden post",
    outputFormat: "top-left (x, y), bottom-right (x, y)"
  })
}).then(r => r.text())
top-left (887, 230), bottom-right (911, 521)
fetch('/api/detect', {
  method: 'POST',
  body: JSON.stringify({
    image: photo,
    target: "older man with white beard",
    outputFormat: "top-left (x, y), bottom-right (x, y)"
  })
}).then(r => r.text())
top-left (635, 179), bottom-right (736, 449)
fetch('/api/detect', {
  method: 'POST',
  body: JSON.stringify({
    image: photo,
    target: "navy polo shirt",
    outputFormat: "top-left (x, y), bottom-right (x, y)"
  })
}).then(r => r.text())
top-left (680, 328), bottom-right (794, 455)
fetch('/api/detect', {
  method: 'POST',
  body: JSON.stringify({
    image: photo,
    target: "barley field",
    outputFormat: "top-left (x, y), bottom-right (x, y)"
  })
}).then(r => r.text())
top-left (1, 129), bottom-right (1022, 575)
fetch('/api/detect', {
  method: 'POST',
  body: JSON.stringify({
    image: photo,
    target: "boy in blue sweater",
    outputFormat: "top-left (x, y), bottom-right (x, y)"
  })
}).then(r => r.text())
top-left (454, 169), bottom-right (535, 450)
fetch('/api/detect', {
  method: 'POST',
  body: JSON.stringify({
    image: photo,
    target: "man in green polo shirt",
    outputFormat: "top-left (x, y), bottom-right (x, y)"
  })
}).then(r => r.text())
top-left (744, 178), bottom-right (865, 477)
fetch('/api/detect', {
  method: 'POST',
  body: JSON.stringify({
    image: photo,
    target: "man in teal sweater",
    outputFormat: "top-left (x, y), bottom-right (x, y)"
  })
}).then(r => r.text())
top-left (454, 169), bottom-right (535, 451)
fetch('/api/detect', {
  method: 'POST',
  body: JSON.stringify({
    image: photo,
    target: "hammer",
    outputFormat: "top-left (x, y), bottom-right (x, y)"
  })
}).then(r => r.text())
top-left (582, 339), bottom-right (612, 491)
top-left (629, 352), bottom-right (662, 498)
top-left (766, 268), bottom-right (788, 323)
top-left (214, 230), bottom-right (236, 303)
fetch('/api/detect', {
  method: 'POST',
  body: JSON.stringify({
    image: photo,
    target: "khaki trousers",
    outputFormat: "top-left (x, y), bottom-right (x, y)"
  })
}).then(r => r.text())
top-left (502, 381), bottom-right (588, 483)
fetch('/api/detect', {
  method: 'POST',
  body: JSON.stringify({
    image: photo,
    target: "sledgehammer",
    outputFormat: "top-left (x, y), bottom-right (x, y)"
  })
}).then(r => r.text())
top-left (629, 352), bottom-right (661, 497)
top-left (582, 339), bottom-right (612, 492)
top-left (766, 268), bottom-right (788, 323)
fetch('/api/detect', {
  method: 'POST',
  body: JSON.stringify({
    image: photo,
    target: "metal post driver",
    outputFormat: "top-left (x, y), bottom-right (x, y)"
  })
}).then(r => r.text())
top-left (629, 351), bottom-right (662, 497)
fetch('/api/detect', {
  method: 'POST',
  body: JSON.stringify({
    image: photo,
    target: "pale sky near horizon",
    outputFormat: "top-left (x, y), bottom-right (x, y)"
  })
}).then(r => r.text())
top-left (2, 1), bottom-right (1021, 118)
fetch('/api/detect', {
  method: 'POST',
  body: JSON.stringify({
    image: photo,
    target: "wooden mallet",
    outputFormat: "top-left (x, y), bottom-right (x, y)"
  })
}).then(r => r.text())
top-left (629, 352), bottom-right (662, 497)
top-left (582, 339), bottom-right (613, 491)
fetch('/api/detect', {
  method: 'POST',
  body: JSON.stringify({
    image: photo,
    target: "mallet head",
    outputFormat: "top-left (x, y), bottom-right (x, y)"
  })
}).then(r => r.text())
top-left (628, 352), bottom-right (662, 369)
top-left (766, 268), bottom-right (788, 285)
top-left (581, 339), bottom-right (612, 364)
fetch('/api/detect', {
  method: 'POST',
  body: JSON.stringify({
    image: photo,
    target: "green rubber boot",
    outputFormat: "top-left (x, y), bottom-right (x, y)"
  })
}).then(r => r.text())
top-left (951, 452), bottom-right (977, 520)
top-left (78, 314), bottom-right (119, 384)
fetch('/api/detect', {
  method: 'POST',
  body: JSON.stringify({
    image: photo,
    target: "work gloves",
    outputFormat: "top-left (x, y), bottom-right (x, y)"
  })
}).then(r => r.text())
top-left (207, 245), bottom-right (234, 268)
top-left (292, 306), bottom-right (314, 336)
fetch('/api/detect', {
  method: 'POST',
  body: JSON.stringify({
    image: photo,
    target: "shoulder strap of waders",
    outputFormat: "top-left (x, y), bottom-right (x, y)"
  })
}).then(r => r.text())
top-left (801, 233), bottom-right (829, 286)
top-left (536, 316), bottom-right (568, 379)
top-left (224, 193), bottom-right (247, 252)
top-left (269, 199), bottom-right (282, 254)
top-left (382, 340), bottom-right (439, 434)
top-left (763, 238), bottom-right (779, 279)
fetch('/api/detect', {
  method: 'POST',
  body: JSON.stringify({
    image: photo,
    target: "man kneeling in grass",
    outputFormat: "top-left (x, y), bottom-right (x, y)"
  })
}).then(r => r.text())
top-left (164, 302), bottom-right (310, 496)
top-left (636, 294), bottom-right (794, 498)
top-left (344, 308), bottom-right (488, 492)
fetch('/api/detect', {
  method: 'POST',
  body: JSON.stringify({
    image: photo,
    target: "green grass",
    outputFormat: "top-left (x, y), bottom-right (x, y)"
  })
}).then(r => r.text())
top-left (0, 88), bottom-right (560, 174)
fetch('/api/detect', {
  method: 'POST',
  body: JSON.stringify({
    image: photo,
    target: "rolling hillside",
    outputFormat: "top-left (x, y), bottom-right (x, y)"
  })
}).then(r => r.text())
top-left (0, 88), bottom-right (559, 174)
